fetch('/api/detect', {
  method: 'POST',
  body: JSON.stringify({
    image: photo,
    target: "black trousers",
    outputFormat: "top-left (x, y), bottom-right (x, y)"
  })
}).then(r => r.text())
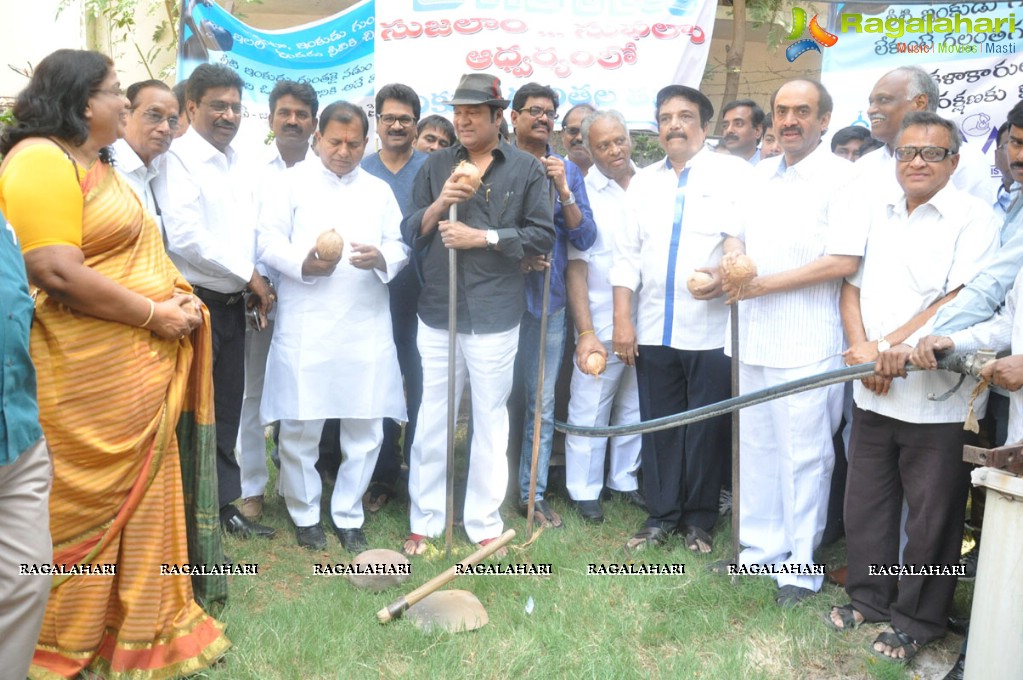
top-left (635, 345), bottom-right (731, 532)
top-left (199, 291), bottom-right (245, 509)
top-left (844, 407), bottom-right (972, 644)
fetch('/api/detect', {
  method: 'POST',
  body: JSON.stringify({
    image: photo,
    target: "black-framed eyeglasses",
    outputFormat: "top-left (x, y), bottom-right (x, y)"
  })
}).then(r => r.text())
top-left (378, 114), bottom-right (415, 127)
top-left (518, 106), bottom-right (558, 121)
top-left (562, 126), bottom-right (581, 136)
top-left (894, 146), bottom-right (955, 162)
top-left (137, 109), bottom-right (180, 130)
top-left (202, 99), bottom-right (242, 115)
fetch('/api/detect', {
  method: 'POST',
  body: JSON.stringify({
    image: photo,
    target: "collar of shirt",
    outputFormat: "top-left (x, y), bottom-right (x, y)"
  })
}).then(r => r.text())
top-left (263, 142), bottom-right (315, 172)
top-left (314, 158), bottom-right (361, 186)
top-left (770, 141), bottom-right (844, 180)
top-left (111, 138), bottom-right (148, 175)
top-left (660, 146), bottom-right (709, 175)
top-left (178, 126), bottom-right (239, 165)
top-left (588, 162), bottom-right (636, 193)
top-left (888, 182), bottom-right (960, 220)
top-left (453, 138), bottom-right (512, 166)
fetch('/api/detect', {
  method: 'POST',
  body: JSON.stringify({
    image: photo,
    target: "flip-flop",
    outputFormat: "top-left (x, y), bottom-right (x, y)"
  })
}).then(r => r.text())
top-left (824, 603), bottom-right (864, 631)
top-left (520, 499), bottom-right (563, 529)
top-left (401, 533), bottom-right (430, 557)
top-left (625, 526), bottom-right (669, 553)
top-left (363, 482), bottom-right (393, 513)
top-left (684, 526), bottom-right (713, 554)
top-left (871, 626), bottom-right (921, 664)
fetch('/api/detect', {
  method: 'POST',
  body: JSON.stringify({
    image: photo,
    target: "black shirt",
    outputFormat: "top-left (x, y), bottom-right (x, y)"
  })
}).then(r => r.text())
top-left (402, 139), bottom-right (555, 334)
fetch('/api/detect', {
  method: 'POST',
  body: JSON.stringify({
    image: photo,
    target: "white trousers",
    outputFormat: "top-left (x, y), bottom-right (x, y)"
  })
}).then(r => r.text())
top-left (564, 341), bottom-right (641, 501)
top-left (238, 321), bottom-right (274, 498)
top-left (738, 356), bottom-right (842, 591)
top-left (409, 321), bottom-right (518, 543)
top-left (277, 417), bottom-right (382, 529)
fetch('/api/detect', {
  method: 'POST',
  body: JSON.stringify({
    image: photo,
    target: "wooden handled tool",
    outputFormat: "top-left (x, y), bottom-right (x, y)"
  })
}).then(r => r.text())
top-left (376, 529), bottom-right (515, 624)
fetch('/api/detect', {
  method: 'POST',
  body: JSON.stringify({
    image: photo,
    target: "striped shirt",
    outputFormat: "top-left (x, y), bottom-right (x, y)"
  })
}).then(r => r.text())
top-left (731, 143), bottom-right (857, 368)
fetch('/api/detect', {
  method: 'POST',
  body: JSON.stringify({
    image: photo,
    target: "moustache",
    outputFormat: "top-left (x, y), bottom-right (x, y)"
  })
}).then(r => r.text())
top-left (724, 134), bottom-right (738, 142)
top-left (666, 131), bottom-right (686, 140)
top-left (569, 139), bottom-right (584, 148)
top-left (214, 121), bottom-right (237, 132)
top-left (1011, 162), bottom-right (1023, 169)
top-left (780, 126), bottom-right (802, 136)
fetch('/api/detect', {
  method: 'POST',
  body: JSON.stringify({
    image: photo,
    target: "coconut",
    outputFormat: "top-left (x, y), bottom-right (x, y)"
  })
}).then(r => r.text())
top-left (585, 351), bottom-right (606, 376)
top-left (345, 549), bottom-right (412, 591)
top-left (686, 271), bottom-right (714, 295)
top-left (315, 229), bottom-right (344, 261)
top-left (721, 253), bottom-right (757, 285)
top-left (453, 160), bottom-right (482, 192)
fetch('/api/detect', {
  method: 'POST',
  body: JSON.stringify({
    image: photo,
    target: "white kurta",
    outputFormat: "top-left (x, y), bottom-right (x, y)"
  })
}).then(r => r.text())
top-left (258, 161), bottom-right (409, 423)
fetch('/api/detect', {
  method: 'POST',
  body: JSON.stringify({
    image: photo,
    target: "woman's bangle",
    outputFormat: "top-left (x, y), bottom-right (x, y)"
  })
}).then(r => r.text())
top-left (578, 329), bottom-right (595, 338)
top-left (140, 299), bottom-right (155, 328)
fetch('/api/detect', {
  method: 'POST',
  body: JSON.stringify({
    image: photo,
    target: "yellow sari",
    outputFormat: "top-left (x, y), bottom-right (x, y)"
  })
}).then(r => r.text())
top-left (0, 143), bottom-right (229, 679)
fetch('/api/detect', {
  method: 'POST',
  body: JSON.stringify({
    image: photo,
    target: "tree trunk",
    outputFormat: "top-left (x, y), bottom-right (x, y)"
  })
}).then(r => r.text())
top-left (715, 0), bottom-right (746, 135)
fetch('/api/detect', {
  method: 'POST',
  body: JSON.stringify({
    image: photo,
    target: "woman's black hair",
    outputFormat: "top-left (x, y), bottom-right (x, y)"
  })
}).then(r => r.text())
top-left (0, 49), bottom-right (115, 162)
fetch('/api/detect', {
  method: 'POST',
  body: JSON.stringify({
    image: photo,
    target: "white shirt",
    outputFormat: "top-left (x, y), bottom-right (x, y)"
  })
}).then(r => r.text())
top-left (254, 143), bottom-right (316, 277)
top-left (153, 127), bottom-right (256, 294)
top-left (852, 185), bottom-right (999, 423)
top-left (855, 141), bottom-right (992, 203)
top-left (112, 138), bottom-right (162, 232)
top-left (568, 164), bottom-right (635, 341)
top-left (258, 161), bottom-right (409, 422)
top-left (609, 149), bottom-right (753, 350)
top-left (731, 143), bottom-right (857, 367)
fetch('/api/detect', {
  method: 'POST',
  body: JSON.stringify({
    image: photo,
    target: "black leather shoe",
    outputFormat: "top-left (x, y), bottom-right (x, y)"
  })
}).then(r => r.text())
top-left (942, 653), bottom-right (965, 680)
top-left (574, 499), bottom-right (604, 523)
top-left (336, 526), bottom-right (368, 554)
top-left (221, 505), bottom-right (277, 538)
top-left (296, 525), bottom-right (327, 551)
top-left (614, 489), bottom-right (646, 509)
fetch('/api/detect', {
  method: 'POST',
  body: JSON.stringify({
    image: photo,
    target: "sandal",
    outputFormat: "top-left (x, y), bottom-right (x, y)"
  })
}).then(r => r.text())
top-left (401, 533), bottom-right (429, 557)
top-left (363, 482), bottom-right (393, 513)
top-left (871, 626), bottom-right (921, 664)
top-left (683, 526), bottom-right (713, 554)
top-left (625, 526), bottom-right (669, 553)
top-left (520, 499), bottom-right (563, 529)
top-left (477, 537), bottom-right (508, 559)
top-left (775, 584), bottom-right (815, 608)
top-left (824, 603), bottom-right (865, 631)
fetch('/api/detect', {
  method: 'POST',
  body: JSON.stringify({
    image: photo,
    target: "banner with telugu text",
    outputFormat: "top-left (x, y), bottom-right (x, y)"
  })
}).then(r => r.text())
top-left (176, 0), bottom-right (376, 147)
top-left (374, 0), bottom-right (717, 130)
top-left (821, 2), bottom-right (1023, 170)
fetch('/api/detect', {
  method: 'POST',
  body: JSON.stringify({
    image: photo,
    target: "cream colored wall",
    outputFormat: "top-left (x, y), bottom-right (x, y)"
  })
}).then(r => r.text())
top-left (1, 0), bottom-right (84, 99)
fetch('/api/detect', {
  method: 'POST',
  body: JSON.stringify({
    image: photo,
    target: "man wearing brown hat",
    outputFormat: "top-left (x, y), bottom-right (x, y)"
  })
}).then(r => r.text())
top-left (400, 73), bottom-right (556, 557)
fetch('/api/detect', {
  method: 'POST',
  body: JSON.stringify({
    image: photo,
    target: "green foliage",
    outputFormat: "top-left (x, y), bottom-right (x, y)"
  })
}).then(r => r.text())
top-left (630, 131), bottom-right (663, 168)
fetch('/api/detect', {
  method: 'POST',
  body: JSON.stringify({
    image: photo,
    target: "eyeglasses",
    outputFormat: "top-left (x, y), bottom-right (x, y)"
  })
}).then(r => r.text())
top-left (562, 126), bottom-right (581, 136)
top-left (202, 99), bottom-right (242, 115)
top-left (378, 114), bottom-right (415, 127)
top-left (518, 106), bottom-right (558, 121)
top-left (93, 87), bottom-right (124, 99)
top-left (594, 136), bottom-right (629, 154)
top-left (894, 145), bottom-right (955, 162)
top-left (137, 109), bottom-right (180, 130)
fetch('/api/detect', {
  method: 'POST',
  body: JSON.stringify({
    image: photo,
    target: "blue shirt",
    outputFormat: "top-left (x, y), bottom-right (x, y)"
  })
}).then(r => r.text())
top-left (0, 211), bottom-right (42, 465)
top-left (523, 151), bottom-right (596, 317)
top-left (362, 150), bottom-right (429, 296)
top-left (933, 195), bottom-right (1023, 335)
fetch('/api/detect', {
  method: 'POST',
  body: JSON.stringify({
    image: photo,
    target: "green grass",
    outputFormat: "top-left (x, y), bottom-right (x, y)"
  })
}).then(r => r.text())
top-left (196, 453), bottom-right (970, 680)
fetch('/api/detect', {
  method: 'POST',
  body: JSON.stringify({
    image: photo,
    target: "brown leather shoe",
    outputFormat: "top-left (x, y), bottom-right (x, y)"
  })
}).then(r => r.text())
top-left (240, 495), bottom-right (264, 522)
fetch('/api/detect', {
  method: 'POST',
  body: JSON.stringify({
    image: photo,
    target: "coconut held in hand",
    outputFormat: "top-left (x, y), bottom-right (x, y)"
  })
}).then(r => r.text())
top-left (585, 351), bottom-right (606, 376)
top-left (315, 229), bottom-right (344, 261)
top-left (453, 160), bottom-right (482, 192)
top-left (721, 252), bottom-right (757, 286)
top-left (686, 271), bottom-right (714, 295)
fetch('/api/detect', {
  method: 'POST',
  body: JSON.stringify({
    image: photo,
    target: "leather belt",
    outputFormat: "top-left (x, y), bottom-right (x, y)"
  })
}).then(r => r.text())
top-left (194, 286), bottom-right (246, 306)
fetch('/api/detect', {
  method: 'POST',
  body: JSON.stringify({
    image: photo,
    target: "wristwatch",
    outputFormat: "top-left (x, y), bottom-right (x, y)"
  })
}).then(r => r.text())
top-left (485, 229), bottom-right (500, 250)
top-left (559, 192), bottom-right (576, 207)
top-left (876, 337), bottom-right (891, 353)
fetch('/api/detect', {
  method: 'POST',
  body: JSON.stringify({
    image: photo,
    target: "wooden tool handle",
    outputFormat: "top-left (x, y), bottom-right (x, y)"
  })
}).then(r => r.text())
top-left (376, 529), bottom-right (516, 624)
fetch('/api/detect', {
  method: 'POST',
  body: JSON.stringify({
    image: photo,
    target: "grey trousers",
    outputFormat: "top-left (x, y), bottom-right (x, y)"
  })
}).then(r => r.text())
top-left (0, 436), bottom-right (52, 677)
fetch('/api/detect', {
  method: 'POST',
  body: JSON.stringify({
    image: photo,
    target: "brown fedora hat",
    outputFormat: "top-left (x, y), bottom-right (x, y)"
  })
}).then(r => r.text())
top-left (444, 73), bottom-right (510, 108)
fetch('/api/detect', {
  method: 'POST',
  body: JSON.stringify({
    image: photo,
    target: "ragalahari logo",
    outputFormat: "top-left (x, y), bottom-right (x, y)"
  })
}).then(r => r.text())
top-left (786, 8), bottom-right (839, 62)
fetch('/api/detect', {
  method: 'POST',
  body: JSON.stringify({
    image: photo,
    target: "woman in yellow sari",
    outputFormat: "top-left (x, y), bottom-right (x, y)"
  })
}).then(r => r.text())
top-left (0, 49), bottom-right (229, 678)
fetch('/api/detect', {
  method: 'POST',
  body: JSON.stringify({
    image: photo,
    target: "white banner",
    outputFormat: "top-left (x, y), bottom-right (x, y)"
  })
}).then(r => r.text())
top-left (821, 2), bottom-right (1023, 168)
top-left (374, 0), bottom-right (718, 130)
